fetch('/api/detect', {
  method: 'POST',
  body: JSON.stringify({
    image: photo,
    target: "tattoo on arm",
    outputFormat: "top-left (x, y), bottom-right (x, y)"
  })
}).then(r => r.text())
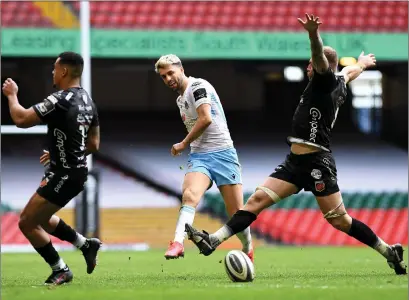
top-left (309, 32), bottom-right (329, 73)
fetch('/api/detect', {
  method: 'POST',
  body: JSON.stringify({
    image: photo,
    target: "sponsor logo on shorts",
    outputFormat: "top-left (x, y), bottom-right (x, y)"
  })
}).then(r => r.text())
top-left (311, 169), bottom-right (322, 180)
top-left (40, 178), bottom-right (49, 187)
top-left (187, 162), bottom-right (193, 169)
top-left (309, 107), bottom-right (321, 143)
top-left (54, 175), bottom-right (69, 193)
top-left (315, 180), bottom-right (325, 192)
top-left (322, 158), bottom-right (331, 165)
top-left (231, 173), bottom-right (236, 179)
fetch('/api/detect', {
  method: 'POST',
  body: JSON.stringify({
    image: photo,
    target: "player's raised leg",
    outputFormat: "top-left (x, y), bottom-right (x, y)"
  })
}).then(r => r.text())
top-left (315, 192), bottom-right (407, 275)
top-left (219, 183), bottom-right (254, 261)
top-left (186, 177), bottom-right (299, 256)
top-left (41, 215), bottom-right (101, 274)
top-left (18, 193), bottom-right (73, 285)
top-left (165, 171), bottom-right (211, 259)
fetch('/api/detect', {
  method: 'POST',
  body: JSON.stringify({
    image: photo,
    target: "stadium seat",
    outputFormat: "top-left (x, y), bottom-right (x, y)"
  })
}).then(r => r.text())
top-left (2, 1), bottom-right (407, 31)
top-left (1, 1), bottom-right (53, 27)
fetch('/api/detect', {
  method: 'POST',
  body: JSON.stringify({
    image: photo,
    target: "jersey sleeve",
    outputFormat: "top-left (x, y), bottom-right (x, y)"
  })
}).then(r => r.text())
top-left (32, 91), bottom-right (71, 123)
top-left (191, 81), bottom-right (212, 109)
top-left (312, 69), bottom-right (337, 93)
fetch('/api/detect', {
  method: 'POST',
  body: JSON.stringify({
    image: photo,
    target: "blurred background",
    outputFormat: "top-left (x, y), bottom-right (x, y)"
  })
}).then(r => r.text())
top-left (1, 1), bottom-right (407, 252)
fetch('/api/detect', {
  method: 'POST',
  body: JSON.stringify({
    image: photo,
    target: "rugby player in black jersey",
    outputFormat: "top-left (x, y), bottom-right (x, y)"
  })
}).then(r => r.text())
top-left (2, 52), bottom-right (102, 285)
top-left (184, 14), bottom-right (406, 275)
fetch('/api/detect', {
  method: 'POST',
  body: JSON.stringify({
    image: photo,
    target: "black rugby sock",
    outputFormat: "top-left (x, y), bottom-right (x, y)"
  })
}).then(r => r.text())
top-left (226, 210), bottom-right (257, 235)
top-left (212, 210), bottom-right (257, 245)
top-left (35, 241), bottom-right (61, 266)
top-left (50, 219), bottom-right (78, 243)
top-left (347, 218), bottom-right (378, 248)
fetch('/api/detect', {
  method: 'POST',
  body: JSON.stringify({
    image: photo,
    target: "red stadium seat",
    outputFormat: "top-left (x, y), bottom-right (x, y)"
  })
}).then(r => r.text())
top-left (2, 1), bottom-right (407, 31)
top-left (1, 1), bottom-right (53, 28)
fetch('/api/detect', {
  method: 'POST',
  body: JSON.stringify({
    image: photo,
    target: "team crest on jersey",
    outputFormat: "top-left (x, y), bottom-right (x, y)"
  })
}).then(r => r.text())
top-left (315, 180), bottom-right (325, 192)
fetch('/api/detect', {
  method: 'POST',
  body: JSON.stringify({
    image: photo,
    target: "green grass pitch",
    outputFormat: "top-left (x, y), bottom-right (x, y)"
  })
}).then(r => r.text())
top-left (2, 247), bottom-right (407, 300)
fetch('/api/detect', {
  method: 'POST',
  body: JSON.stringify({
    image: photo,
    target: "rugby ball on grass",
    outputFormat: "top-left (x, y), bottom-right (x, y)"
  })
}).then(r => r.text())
top-left (224, 250), bottom-right (255, 282)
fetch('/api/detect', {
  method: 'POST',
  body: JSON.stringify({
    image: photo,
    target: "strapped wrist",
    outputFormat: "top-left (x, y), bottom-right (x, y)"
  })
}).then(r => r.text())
top-left (357, 62), bottom-right (366, 71)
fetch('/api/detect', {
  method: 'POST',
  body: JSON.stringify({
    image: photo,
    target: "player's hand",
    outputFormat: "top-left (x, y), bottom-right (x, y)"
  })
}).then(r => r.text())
top-left (297, 13), bottom-right (322, 32)
top-left (40, 150), bottom-right (50, 166)
top-left (171, 142), bottom-right (187, 156)
top-left (2, 78), bottom-right (18, 97)
top-left (357, 51), bottom-right (376, 70)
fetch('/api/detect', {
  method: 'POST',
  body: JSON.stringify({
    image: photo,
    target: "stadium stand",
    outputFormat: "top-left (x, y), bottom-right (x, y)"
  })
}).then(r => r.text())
top-left (72, 1), bottom-right (408, 31)
top-left (0, 1), bottom-right (54, 28)
top-left (2, 1), bottom-right (407, 32)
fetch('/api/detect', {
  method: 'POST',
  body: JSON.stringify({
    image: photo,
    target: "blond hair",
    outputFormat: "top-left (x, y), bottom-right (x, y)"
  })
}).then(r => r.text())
top-left (154, 54), bottom-right (182, 73)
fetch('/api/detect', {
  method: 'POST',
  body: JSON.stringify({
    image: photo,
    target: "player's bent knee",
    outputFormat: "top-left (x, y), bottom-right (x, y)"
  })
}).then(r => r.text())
top-left (18, 215), bottom-right (34, 232)
top-left (244, 188), bottom-right (280, 215)
top-left (255, 186), bottom-right (281, 204)
top-left (182, 188), bottom-right (201, 207)
top-left (326, 214), bottom-right (352, 232)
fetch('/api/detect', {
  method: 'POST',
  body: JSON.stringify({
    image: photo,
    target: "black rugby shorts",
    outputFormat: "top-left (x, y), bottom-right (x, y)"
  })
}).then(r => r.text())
top-left (270, 151), bottom-right (339, 197)
top-left (36, 168), bottom-right (88, 207)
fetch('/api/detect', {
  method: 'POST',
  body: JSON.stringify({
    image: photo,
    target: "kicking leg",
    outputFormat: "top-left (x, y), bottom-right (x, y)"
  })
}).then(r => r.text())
top-left (186, 177), bottom-right (298, 256)
top-left (19, 193), bottom-right (73, 285)
top-left (316, 192), bottom-right (407, 275)
top-left (41, 215), bottom-right (101, 274)
top-left (219, 183), bottom-right (254, 261)
top-left (165, 171), bottom-right (211, 259)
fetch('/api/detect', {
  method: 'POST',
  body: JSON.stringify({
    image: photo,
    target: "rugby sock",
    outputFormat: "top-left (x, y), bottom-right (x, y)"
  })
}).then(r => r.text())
top-left (174, 205), bottom-right (196, 244)
top-left (74, 233), bottom-right (87, 249)
top-left (373, 237), bottom-right (392, 258)
top-left (212, 210), bottom-right (257, 244)
top-left (52, 219), bottom-right (86, 249)
top-left (236, 227), bottom-right (252, 253)
top-left (347, 218), bottom-right (381, 249)
top-left (51, 259), bottom-right (68, 272)
top-left (35, 241), bottom-right (66, 271)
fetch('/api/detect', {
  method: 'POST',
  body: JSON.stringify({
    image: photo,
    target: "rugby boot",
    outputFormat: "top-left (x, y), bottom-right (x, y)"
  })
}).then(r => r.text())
top-left (185, 224), bottom-right (219, 256)
top-left (164, 241), bottom-right (185, 259)
top-left (386, 243), bottom-right (407, 275)
top-left (245, 247), bottom-right (254, 263)
top-left (44, 265), bottom-right (73, 285)
top-left (80, 238), bottom-right (102, 274)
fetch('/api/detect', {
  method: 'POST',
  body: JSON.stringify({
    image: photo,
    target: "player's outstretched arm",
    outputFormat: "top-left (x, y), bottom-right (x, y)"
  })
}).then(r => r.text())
top-left (339, 51), bottom-right (377, 84)
top-left (298, 14), bottom-right (329, 74)
top-left (2, 78), bottom-right (41, 128)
